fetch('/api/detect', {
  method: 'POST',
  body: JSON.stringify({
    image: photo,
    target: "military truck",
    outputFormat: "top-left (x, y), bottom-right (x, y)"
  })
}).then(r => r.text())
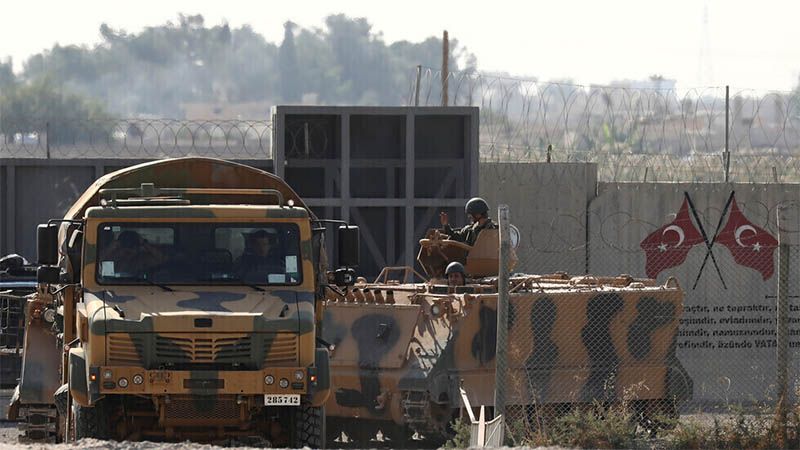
top-left (9, 157), bottom-right (361, 446)
top-left (321, 228), bottom-right (693, 445)
top-left (0, 254), bottom-right (37, 409)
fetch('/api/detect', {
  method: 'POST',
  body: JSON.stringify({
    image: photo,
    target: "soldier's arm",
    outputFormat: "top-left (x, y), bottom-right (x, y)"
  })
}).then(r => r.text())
top-left (446, 225), bottom-right (470, 243)
top-left (442, 223), bottom-right (455, 236)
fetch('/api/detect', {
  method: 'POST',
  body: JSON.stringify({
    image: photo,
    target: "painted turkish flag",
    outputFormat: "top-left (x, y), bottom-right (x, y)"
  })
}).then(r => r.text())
top-left (640, 198), bottom-right (705, 278)
top-left (715, 198), bottom-right (778, 280)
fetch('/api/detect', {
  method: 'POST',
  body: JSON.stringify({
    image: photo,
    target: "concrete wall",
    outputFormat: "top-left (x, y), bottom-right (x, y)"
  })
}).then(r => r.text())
top-left (588, 183), bottom-right (800, 404)
top-left (480, 162), bottom-right (597, 275)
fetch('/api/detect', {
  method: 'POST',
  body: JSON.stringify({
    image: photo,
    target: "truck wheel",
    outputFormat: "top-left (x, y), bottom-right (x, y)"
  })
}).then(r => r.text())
top-left (293, 402), bottom-right (325, 448)
top-left (75, 400), bottom-right (111, 440)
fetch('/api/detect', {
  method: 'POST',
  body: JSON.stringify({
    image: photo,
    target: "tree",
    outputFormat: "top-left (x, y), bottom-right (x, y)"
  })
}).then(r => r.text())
top-left (0, 77), bottom-right (110, 145)
top-left (279, 21), bottom-right (301, 102)
top-left (0, 58), bottom-right (14, 89)
top-left (5, 14), bottom-right (477, 116)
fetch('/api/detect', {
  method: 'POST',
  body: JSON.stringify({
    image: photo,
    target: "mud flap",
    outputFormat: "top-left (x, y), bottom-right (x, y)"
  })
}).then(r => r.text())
top-left (6, 385), bottom-right (20, 420)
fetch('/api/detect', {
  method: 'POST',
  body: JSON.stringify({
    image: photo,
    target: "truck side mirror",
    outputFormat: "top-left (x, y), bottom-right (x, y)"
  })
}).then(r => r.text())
top-left (37, 223), bottom-right (59, 265)
top-left (337, 225), bottom-right (360, 268)
top-left (37, 266), bottom-right (61, 284)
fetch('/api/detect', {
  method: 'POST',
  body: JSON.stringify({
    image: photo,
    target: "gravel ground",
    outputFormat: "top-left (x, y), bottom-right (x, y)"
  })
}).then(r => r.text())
top-left (0, 422), bottom-right (270, 450)
top-left (0, 422), bottom-right (566, 450)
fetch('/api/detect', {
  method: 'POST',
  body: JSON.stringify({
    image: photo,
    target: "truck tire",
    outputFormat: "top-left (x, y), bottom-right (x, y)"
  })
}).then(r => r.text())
top-left (293, 402), bottom-right (325, 448)
top-left (75, 400), bottom-right (111, 440)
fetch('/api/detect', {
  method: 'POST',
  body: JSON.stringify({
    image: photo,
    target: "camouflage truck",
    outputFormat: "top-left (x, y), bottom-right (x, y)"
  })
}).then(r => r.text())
top-left (9, 157), bottom-right (361, 446)
top-left (321, 229), bottom-right (693, 445)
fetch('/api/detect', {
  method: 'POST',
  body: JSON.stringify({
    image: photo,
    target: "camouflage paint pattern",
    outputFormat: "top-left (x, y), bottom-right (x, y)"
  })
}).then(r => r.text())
top-left (322, 235), bottom-right (692, 437)
top-left (15, 157), bottom-right (329, 441)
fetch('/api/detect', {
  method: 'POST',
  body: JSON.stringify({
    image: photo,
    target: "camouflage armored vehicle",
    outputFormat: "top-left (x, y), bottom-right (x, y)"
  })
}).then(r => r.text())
top-left (321, 228), bottom-right (693, 445)
top-left (9, 157), bottom-right (361, 446)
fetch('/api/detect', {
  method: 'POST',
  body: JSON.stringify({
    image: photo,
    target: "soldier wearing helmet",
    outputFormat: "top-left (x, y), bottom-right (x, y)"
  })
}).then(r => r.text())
top-left (439, 197), bottom-right (497, 246)
top-left (445, 261), bottom-right (466, 286)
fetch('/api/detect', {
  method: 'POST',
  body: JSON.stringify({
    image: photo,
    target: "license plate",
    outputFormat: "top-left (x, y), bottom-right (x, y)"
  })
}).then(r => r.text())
top-left (265, 394), bottom-right (300, 406)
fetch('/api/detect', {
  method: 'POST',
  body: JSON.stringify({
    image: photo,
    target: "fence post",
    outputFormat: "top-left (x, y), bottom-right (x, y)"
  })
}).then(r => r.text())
top-left (776, 206), bottom-right (790, 446)
top-left (45, 121), bottom-right (50, 159)
top-left (495, 205), bottom-right (510, 424)
top-left (414, 65), bottom-right (422, 107)
top-left (441, 30), bottom-right (449, 107)
top-left (724, 85), bottom-right (730, 182)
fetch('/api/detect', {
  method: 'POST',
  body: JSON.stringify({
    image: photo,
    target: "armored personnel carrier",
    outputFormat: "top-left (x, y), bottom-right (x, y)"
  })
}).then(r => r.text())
top-left (321, 228), bottom-right (692, 445)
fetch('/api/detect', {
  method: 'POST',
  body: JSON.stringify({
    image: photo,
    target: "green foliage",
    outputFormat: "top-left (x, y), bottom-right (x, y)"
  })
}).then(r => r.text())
top-left (443, 417), bottom-right (472, 449)
top-left (505, 402), bottom-right (797, 450)
top-left (0, 76), bottom-right (111, 144)
top-left (545, 402), bottom-right (641, 449)
top-left (7, 14), bottom-right (476, 116)
top-left (662, 411), bottom-right (780, 450)
top-left (0, 58), bottom-right (14, 89)
top-left (278, 22), bottom-right (301, 103)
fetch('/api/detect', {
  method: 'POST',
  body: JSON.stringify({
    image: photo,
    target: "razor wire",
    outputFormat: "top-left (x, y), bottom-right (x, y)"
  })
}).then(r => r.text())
top-left (410, 66), bottom-right (800, 183)
top-left (0, 118), bottom-right (272, 159)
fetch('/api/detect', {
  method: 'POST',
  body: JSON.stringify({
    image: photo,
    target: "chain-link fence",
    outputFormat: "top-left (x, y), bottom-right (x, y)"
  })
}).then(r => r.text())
top-left (0, 118), bottom-right (272, 159)
top-left (496, 186), bottom-right (800, 445)
top-left (411, 66), bottom-right (800, 183)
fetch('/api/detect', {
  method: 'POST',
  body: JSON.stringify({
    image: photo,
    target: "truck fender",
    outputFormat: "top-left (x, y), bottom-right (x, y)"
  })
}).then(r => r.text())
top-left (309, 347), bottom-right (331, 407)
top-left (68, 348), bottom-right (90, 407)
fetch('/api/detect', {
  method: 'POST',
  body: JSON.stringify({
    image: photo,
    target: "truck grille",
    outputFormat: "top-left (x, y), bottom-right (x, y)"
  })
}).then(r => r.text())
top-left (106, 333), bottom-right (299, 368)
top-left (162, 396), bottom-right (244, 426)
top-left (155, 335), bottom-right (252, 364)
top-left (107, 334), bottom-right (144, 366)
top-left (263, 333), bottom-right (298, 365)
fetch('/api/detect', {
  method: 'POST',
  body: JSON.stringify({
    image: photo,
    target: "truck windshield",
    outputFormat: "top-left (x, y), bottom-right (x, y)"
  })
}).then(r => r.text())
top-left (95, 223), bottom-right (302, 286)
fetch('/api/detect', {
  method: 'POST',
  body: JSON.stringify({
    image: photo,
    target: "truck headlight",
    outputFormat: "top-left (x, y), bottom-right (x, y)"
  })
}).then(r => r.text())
top-left (294, 370), bottom-right (305, 381)
top-left (118, 378), bottom-right (128, 388)
top-left (279, 378), bottom-right (289, 388)
top-left (132, 374), bottom-right (144, 385)
top-left (264, 375), bottom-right (275, 385)
top-left (103, 369), bottom-right (113, 380)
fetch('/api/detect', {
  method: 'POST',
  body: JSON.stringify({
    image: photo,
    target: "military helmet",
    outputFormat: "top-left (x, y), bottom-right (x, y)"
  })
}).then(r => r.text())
top-left (445, 261), bottom-right (465, 276)
top-left (465, 197), bottom-right (489, 216)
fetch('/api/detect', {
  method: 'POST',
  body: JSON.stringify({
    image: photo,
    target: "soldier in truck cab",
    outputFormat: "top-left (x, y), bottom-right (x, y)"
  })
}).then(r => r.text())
top-left (236, 229), bottom-right (284, 276)
top-left (439, 197), bottom-right (497, 246)
top-left (100, 230), bottom-right (166, 276)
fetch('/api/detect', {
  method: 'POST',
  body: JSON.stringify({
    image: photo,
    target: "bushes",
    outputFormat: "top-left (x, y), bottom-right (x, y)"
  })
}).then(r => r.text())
top-left (501, 402), bottom-right (797, 449)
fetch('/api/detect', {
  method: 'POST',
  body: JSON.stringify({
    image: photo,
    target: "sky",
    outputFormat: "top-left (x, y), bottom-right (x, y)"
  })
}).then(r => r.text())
top-left (1, 0), bottom-right (798, 91)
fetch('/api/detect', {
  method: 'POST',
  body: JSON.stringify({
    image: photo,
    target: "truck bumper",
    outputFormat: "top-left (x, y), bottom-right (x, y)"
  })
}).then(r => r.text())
top-left (92, 366), bottom-right (309, 396)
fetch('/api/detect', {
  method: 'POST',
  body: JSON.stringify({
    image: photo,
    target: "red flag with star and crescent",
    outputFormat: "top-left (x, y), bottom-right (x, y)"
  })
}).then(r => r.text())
top-left (715, 197), bottom-right (778, 280)
top-left (640, 198), bottom-right (705, 278)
